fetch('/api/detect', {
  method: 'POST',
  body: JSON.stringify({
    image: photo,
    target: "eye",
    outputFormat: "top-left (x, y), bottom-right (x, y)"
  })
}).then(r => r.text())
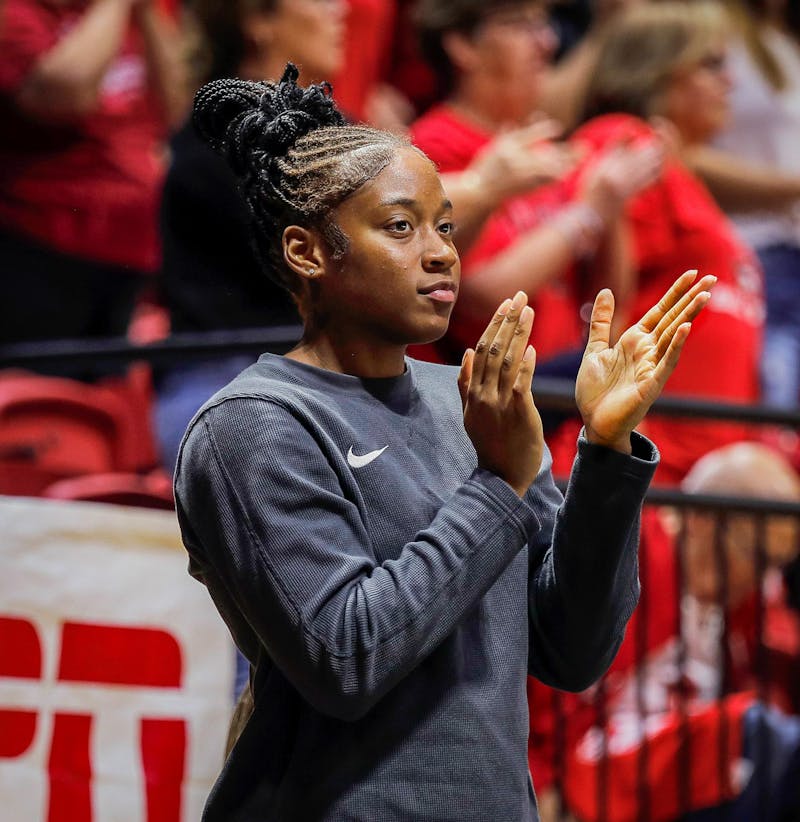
top-left (438, 221), bottom-right (455, 236)
top-left (386, 219), bottom-right (413, 234)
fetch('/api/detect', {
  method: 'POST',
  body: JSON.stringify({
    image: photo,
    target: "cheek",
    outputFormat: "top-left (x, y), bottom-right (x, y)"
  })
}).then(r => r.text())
top-left (688, 78), bottom-right (729, 122)
top-left (338, 243), bottom-right (412, 296)
top-left (703, 79), bottom-right (729, 114)
top-left (667, 80), bottom-right (726, 140)
top-left (506, 36), bottom-right (547, 76)
top-left (301, 9), bottom-right (341, 48)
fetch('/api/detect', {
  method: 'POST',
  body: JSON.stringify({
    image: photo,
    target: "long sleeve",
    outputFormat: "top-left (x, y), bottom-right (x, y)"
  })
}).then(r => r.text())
top-left (526, 430), bottom-right (658, 691)
top-left (175, 397), bottom-right (540, 722)
top-left (174, 356), bottom-right (664, 822)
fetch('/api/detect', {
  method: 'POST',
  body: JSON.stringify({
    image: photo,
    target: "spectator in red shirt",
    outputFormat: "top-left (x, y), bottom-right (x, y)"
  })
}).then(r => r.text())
top-left (409, 0), bottom-right (664, 368)
top-left (0, 0), bottom-right (186, 345)
top-left (530, 442), bottom-right (800, 822)
top-left (570, 0), bottom-right (765, 486)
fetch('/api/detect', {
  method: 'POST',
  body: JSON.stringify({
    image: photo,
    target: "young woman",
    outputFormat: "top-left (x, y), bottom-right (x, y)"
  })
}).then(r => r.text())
top-left (156, 0), bottom-right (570, 472)
top-left (174, 64), bottom-right (713, 822)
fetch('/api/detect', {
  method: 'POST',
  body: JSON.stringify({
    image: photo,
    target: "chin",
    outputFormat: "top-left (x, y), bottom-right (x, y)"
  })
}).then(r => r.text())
top-left (414, 317), bottom-right (452, 346)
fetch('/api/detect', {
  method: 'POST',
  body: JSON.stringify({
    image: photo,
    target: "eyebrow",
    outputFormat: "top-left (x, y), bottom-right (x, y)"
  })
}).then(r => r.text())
top-left (378, 197), bottom-right (453, 212)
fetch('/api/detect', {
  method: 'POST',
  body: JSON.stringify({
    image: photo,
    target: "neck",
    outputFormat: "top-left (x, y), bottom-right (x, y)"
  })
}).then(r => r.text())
top-left (449, 82), bottom-right (530, 131)
top-left (286, 334), bottom-right (407, 379)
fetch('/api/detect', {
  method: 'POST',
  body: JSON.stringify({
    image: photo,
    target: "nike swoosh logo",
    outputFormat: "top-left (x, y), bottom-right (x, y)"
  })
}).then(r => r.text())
top-left (346, 445), bottom-right (388, 468)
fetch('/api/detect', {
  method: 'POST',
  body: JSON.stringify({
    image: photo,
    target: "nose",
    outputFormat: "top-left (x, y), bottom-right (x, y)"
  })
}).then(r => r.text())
top-left (720, 66), bottom-right (734, 93)
top-left (536, 22), bottom-right (558, 60)
top-left (422, 232), bottom-right (459, 272)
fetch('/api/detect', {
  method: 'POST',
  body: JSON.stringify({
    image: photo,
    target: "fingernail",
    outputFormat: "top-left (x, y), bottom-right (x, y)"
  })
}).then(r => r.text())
top-left (498, 299), bottom-right (512, 316)
top-left (521, 305), bottom-right (534, 322)
top-left (523, 345), bottom-right (535, 361)
top-left (512, 291), bottom-right (526, 310)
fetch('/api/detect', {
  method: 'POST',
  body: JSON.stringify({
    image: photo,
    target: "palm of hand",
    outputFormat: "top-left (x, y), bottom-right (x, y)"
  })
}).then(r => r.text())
top-left (576, 323), bottom-right (664, 445)
top-left (574, 271), bottom-right (715, 450)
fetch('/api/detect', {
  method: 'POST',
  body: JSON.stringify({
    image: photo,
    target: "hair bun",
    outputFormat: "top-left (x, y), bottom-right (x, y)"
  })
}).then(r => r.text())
top-left (192, 63), bottom-right (346, 177)
top-left (192, 77), bottom-right (265, 156)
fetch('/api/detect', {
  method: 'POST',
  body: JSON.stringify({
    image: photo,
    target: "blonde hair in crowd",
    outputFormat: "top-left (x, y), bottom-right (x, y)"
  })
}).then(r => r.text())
top-left (720, 0), bottom-right (788, 91)
top-left (581, 1), bottom-right (731, 122)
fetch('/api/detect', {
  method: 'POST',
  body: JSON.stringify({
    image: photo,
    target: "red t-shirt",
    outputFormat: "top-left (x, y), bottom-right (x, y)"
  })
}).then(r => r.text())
top-left (409, 105), bottom-right (584, 364)
top-left (530, 509), bottom-right (754, 821)
top-left (570, 115), bottom-right (764, 485)
top-left (0, 0), bottom-right (168, 271)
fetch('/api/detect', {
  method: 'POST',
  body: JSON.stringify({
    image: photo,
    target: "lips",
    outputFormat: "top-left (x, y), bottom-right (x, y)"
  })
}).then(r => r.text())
top-left (418, 281), bottom-right (457, 303)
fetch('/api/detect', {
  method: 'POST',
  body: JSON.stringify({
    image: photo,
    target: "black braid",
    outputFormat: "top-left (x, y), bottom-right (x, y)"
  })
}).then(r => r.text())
top-left (192, 63), bottom-right (409, 293)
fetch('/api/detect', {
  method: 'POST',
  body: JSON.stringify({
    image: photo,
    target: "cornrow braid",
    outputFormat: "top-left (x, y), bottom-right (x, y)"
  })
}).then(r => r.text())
top-left (193, 63), bottom-right (409, 293)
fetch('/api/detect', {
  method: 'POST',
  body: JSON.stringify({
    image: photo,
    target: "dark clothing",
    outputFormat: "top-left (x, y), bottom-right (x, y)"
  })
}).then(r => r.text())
top-left (175, 353), bottom-right (658, 821)
top-left (158, 119), bottom-right (298, 333)
top-left (0, 227), bottom-right (142, 345)
top-left (154, 119), bottom-right (300, 470)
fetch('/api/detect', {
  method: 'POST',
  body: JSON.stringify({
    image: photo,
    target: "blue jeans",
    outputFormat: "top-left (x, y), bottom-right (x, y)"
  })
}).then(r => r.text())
top-left (758, 244), bottom-right (800, 409)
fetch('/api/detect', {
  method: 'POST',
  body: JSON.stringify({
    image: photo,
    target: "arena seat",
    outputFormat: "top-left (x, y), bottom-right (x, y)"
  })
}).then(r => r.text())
top-left (0, 371), bottom-right (153, 496)
top-left (43, 469), bottom-right (175, 510)
top-left (95, 363), bottom-right (161, 472)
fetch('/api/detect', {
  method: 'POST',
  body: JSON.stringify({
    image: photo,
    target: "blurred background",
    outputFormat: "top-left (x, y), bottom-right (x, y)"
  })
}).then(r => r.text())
top-left (2, 0), bottom-right (800, 820)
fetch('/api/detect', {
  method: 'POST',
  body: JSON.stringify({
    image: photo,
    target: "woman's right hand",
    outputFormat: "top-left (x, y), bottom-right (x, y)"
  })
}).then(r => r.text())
top-left (458, 291), bottom-right (544, 498)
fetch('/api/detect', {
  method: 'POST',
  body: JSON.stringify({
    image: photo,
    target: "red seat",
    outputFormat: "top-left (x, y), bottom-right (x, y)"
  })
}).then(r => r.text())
top-left (0, 371), bottom-right (152, 496)
top-left (95, 364), bottom-right (161, 472)
top-left (43, 469), bottom-right (175, 510)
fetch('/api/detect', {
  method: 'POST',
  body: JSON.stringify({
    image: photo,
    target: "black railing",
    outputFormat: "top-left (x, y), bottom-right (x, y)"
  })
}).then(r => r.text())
top-left (3, 329), bottom-right (800, 428)
top-left (3, 330), bottom-right (800, 822)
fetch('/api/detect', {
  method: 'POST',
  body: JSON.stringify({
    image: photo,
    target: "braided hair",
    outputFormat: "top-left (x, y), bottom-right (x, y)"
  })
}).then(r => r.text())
top-left (193, 64), bottom-right (409, 293)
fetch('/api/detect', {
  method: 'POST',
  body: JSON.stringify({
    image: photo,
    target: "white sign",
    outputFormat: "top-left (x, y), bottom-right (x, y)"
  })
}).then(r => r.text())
top-left (0, 497), bottom-right (234, 822)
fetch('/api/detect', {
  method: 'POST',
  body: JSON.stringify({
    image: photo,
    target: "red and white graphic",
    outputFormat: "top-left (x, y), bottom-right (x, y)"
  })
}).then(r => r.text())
top-left (0, 498), bottom-right (234, 821)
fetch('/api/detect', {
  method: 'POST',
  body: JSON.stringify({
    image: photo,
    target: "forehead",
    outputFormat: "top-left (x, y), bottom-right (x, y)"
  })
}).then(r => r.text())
top-left (341, 147), bottom-right (446, 210)
top-left (483, 0), bottom-right (549, 16)
top-left (429, 0), bottom-right (548, 30)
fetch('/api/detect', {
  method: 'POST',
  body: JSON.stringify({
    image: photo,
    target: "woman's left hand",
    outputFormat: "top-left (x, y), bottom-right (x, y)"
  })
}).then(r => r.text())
top-left (575, 269), bottom-right (715, 453)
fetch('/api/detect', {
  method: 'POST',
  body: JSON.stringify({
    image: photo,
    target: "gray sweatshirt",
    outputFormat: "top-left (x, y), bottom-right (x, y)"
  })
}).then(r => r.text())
top-left (175, 353), bottom-right (658, 821)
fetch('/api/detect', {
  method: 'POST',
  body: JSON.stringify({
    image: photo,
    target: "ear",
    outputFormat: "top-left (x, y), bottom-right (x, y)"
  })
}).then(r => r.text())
top-left (442, 30), bottom-right (481, 75)
top-left (283, 225), bottom-right (328, 283)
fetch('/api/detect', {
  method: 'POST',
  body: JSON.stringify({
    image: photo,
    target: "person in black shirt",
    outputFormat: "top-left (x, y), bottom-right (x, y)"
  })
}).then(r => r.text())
top-left (154, 0), bottom-right (346, 473)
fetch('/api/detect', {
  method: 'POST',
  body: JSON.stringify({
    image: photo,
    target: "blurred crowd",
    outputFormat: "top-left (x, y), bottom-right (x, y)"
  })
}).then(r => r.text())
top-left (2, 1), bottom-right (800, 820)
top-left (3, 0), bottom-right (800, 481)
